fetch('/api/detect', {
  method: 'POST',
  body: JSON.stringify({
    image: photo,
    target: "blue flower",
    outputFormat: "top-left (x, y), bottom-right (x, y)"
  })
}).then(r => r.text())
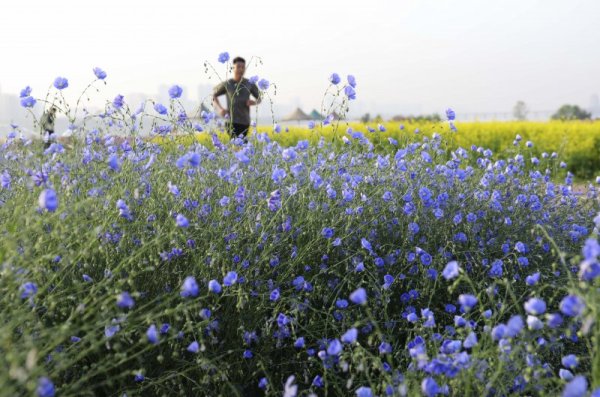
top-left (113, 94), bottom-right (124, 109)
top-left (329, 73), bottom-right (341, 85)
top-left (218, 52), bottom-right (230, 63)
top-left (20, 86), bottom-right (32, 97)
top-left (562, 375), bottom-right (587, 397)
top-left (258, 377), bottom-right (268, 389)
top-left (187, 341), bottom-right (200, 353)
top-left (442, 261), bottom-right (459, 280)
top-left (383, 274), bottom-right (394, 289)
top-left (458, 294), bottom-right (477, 312)
top-left (344, 85), bottom-right (356, 100)
top-left (356, 386), bottom-right (373, 397)
top-left (582, 238), bottom-right (600, 260)
top-left (208, 279), bottom-right (222, 294)
top-left (176, 214), bottom-right (189, 228)
top-left (154, 103), bottom-right (168, 115)
top-left (347, 75), bottom-right (356, 88)
top-left (116, 291), bottom-right (135, 309)
top-left (169, 85), bottom-right (183, 99)
top-left (20, 282), bottom-right (38, 299)
top-left (53, 77), bottom-right (69, 90)
top-left (464, 332), bottom-right (478, 348)
top-left (223, 271), bottom-right (238, 286)
top-left (322, 227), bottom-right (334, 239)
top-left (107, 154), bottom-right (120, 171)
top-left (409, 222), bottom-right (420, 234)
top-left (446, 108), bottom-right (456, 121)
top-left (515, 241), bottom-right (527, 253)
top-left (326, 338), bottom-right (342, 355)
top-left (37, 377), bottom-right (55, 397)
top-left (361, 238), bottom-right (373, 252)
top-left (489, 259), bottom-right (503, 278)
top-left (180, 276), bottom-right (199, 298)
top-left (39, 188), bottom-right (58, 212)
top-left (527, 315), bottom-right (543, 330)
top-left (294, 337), bottom-right (305, 348)
top-left (270, 288), bottom-right (280, 301)
top-left (284, 375), bottom-right (297, 397)
top-left (93, 67), bottom-right (107, 80)
top-left (524, 297), bottom-right (546, 315)
top-left (560, 369), bottom-right (575, 381)
top-left (560, 294), bottom-right (585, 317)
top-left (271, 167), bottom-right (286, 183)
top-left (579, 260), bottom-right (600, 281)
top-left (268, 189), bottom-right (281, 211)
top-left (349, 287), bottom-right (367, 305)
top-left (379, 341), bottom-right (392, 354)
top-left (258, 79), bottom-right (270, 90)
top-left (200, 308), bottom-right (211, 320)
top-left (525, 272), bottom-right (540, 286)
top-left (147, 324), bottom-right (159, 344)
top-left (312, 375), bottom-right (323, 388)
top-left (20, 96), bottom-right (36, 108)
top-left (547, 313), bottom-right (563, 328)
top-left (562, 354), bottom-right (579, 369)
top-left (420, 251), bottom-right (432, 266)
top-left (341, 328), bottom-right (358, 343)
top-left (135, 373), bottom-right (145, 382)
top-left (421, 377), bottom-right (441, 397)
top-left (506, 315), bottom-right (524, 337)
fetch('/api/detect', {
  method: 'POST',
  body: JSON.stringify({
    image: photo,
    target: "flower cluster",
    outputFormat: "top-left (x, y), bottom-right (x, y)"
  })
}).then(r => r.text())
top-left (1, 62), bottom-right (599, 397)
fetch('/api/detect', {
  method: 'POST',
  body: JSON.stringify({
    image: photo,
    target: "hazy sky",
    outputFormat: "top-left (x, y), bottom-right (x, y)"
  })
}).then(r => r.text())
top-left (1, 0), bottom-right (599, 118)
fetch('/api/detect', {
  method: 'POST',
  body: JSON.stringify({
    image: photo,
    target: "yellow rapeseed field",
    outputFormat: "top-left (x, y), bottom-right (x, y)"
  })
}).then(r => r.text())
top-left (154, 120), bottom-right (600, 179)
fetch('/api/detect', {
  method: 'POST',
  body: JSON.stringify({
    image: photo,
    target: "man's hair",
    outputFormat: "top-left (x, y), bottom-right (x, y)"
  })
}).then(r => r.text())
top-left (232, 56), bottom-right (246, 65)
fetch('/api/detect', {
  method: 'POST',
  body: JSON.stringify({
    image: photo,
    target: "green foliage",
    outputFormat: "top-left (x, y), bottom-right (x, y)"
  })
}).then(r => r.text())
top-left (551, 105), bottom-right (592, 121)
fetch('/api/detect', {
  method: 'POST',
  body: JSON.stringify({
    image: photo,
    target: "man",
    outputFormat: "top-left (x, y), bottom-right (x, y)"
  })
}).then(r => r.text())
top-left (212, 56), bottom-right (261, 142)
top-left (40, 106), bottom-right (57, 149)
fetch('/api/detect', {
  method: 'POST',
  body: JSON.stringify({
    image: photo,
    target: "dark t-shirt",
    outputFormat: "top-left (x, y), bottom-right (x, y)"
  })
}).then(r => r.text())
top-left (40, 111), bottom-right (56, 133)
top-left (213, 78), bottom-right (260, 125)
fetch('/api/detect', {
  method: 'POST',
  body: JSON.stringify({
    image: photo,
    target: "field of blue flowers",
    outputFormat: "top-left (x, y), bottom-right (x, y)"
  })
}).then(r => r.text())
top-left (2, 59), bottom-right (600, 397)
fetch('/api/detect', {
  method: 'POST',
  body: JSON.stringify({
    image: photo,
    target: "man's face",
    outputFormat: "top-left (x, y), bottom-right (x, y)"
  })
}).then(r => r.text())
top-left (233, 62), bottom-right (245, 79)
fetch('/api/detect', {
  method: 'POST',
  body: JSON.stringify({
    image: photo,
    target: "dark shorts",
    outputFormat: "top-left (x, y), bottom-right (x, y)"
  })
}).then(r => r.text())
top-left (228, 123), bottom-right (250, 140)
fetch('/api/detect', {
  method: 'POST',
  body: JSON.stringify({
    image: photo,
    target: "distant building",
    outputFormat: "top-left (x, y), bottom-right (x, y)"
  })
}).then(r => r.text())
top-left (282, 107), bottom-right (311, 122)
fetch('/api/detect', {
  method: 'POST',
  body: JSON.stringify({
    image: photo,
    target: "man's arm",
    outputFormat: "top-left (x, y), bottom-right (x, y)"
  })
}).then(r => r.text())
top-left (212, 82), bottom-right (229, 117)
top-left (247, 83), bottom-right (262, 107)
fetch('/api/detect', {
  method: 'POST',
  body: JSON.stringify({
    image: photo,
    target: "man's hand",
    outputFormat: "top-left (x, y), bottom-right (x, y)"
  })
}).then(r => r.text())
top-left (246, 100), bottom-right (257, 107)
top-left (219, 108), bottom-right (229, 118)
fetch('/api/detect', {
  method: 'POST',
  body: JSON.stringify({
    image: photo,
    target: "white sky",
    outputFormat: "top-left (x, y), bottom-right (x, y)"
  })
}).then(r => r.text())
top-left (1, 0), bottom-right (599, 118)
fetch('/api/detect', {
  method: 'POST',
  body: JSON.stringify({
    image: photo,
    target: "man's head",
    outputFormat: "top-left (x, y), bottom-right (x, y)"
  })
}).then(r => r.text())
top-left (232, 56), bottom-right (246, 80)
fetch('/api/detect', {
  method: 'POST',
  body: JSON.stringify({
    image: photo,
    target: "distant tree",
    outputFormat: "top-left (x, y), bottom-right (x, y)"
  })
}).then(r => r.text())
top-left (373, 114), bottom-right (384, 123)
top-left (360, 113), bottom-right (371, 123)
top-left (427, 113), bottom-right (442, 122)
top-left (513, 101), bottom-right (528, 121)
top-left (551, 104), bottom-right (592, 120)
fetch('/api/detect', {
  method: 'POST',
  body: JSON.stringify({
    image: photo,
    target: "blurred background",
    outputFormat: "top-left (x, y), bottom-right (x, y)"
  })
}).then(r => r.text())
top-left (1, 0), bottom-right (599, 134)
